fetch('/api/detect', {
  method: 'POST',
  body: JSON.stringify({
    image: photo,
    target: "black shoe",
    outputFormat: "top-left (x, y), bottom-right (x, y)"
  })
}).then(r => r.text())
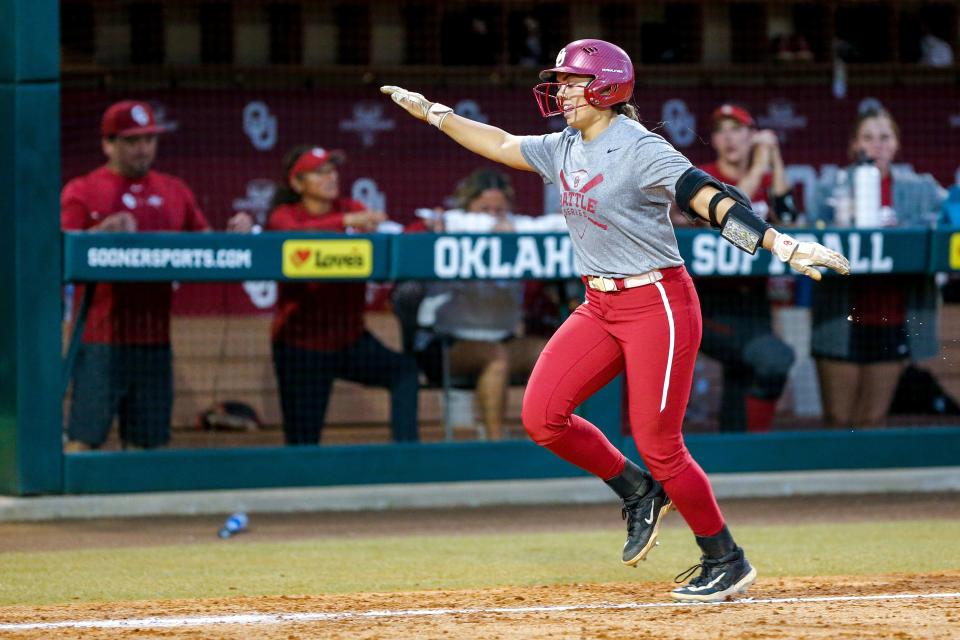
top-left (619, 480), bottom-right (672, 566)
top-left (671, 547), bottom-right (757, 602)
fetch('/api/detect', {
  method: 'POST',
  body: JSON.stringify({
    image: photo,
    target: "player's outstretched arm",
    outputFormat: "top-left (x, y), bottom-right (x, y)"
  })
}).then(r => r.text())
top-left (677, 170), bottom-right (850, 281)
top-left (380, 86), bottom-right (532, 172)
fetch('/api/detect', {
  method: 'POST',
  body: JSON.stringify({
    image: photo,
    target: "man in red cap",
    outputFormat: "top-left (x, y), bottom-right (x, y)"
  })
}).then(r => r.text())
top-left (699, 104), bottom-right (793, 222)
top-left (676, 104), bottom-right (798, 433)
top-left (62, 100), bottom-right (253, 451)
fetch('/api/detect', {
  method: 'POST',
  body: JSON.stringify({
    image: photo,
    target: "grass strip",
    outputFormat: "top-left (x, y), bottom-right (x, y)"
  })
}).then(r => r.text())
top-left (1, 519), bottom-right (957, 606)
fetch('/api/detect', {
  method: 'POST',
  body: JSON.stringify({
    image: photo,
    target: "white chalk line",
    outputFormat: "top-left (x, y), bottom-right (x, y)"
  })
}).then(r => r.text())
top-left (1, 592), bottom-right (958, 631)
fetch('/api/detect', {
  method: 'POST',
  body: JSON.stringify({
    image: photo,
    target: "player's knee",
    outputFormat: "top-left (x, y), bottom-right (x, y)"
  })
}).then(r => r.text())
top-left (520, 395), bottom-right (548, 442)
top-left (521, 392), bottom-right (565, 445)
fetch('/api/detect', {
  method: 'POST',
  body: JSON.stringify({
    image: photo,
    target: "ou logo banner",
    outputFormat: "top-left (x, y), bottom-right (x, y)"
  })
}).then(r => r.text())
top-left (243, 101), bottom-right (278, 151)
top-left (661, 99), bottom-right (696, 148)
top-left (351, 178), bottom-right (386, 213)
top-left (454, 99), bottom-right (489, 124)
top-left (243, 281), bottom-right (277, 309)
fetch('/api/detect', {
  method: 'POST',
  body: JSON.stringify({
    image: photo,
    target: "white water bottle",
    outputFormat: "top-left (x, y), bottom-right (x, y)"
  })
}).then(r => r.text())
top-left (832, 170), bottom-right (853, 227)
top-left (853, 157), bottom-right (881, 228)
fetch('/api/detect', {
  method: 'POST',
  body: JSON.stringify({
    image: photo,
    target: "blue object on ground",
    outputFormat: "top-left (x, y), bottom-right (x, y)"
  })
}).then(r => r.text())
top-left (217, 512), bottom-right (249, 539)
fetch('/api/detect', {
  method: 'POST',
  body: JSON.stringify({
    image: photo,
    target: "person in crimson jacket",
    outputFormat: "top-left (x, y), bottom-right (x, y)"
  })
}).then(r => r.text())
top-left (61, 100), bottom-right (253, 451)
top-left (267, 144), bottom-right (420, 444)
top-left (808, 107), bottom-right (945, 428)
top-left (673, 104), bottom-right (797, 433)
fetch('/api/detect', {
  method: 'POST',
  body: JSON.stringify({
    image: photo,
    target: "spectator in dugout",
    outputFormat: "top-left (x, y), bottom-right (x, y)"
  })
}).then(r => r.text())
top-left (61, 100), bottom-right (253, 451)
top-left (672, 104), bottom-right (797, 432)
top-left (809, 107), bottom-right (946, 428)
top-left (267, 144), bottom-right (420, 445)
top-left (400, 168), bottom-right (565, 439)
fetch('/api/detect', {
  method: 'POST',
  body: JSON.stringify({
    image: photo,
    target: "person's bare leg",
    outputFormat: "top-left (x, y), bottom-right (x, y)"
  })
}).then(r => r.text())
top-left (854, 360), bottom-right (907, 427)
top-left (493, 336), bottom-right (550, 438)
top-left (450, 340), bottom-right (509, 439)
top-left (816, 359), bottom-right (861, 428)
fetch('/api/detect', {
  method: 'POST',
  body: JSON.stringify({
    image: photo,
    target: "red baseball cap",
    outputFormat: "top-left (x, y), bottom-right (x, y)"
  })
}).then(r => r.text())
top-left (101, 100), bottom-right (168, 137)
top-left (711, 104), bottom-right (755, 129)
top-left (287, 147), bottom-right (346, 184)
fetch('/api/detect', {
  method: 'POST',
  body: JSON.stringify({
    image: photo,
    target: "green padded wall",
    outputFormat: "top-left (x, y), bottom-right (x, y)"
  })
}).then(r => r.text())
top-left (0, 0), bottom-right (62, 494)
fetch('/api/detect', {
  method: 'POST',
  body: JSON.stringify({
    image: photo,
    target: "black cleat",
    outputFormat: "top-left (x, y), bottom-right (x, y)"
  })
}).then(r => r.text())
top-left (670, 547), bottom-right (757, 602)
top-left (619, 480), bottom-right (672, 566)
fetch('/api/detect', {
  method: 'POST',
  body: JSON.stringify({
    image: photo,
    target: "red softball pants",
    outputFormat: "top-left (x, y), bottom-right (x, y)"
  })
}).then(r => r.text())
top-left (521, 266), bottom-right (724, 537)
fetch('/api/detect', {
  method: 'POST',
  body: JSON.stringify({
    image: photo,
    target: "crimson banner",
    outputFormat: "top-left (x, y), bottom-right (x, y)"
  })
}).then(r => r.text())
top-left (61, 84), bottom-right (960, 314)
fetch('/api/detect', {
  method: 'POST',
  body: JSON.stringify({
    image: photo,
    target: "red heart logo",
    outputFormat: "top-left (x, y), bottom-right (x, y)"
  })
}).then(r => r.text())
top-left (291, 249), bottom-right (311, 266)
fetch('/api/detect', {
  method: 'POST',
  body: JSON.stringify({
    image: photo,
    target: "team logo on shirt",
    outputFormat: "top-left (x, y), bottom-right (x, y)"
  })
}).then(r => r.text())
top-left (559, 169), bottom-right (607, 238)
top-left (119, 192), bottom-right (164, 211)
top-left (281, 239), bottom-right (373, 278)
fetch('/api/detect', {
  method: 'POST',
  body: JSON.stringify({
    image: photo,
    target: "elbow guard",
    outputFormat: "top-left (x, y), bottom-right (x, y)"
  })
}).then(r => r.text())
top-left (706, 184), bottom-right (751, 228)
top-left (674, 167), bottom-right (724, 218)
top-left (674, 166), bottom-right (771, 253)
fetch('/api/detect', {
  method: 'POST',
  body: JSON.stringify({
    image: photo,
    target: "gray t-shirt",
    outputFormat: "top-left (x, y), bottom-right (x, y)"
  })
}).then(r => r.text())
top-left (521, 115), bottom-right (691, 277)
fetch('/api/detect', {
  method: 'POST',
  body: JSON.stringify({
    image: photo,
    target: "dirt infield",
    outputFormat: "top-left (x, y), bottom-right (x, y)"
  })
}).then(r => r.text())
top-left (0, 494), bottom-right (958, 638)
top-left (0, 572), bottom-right (958, 639)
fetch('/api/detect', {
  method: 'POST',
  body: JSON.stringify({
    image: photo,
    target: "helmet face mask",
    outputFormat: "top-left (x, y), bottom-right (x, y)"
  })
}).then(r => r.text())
top-left (532, 80), bottom-right (590, 117)
top-left (533, 39), bottom-right (635, 119)
top-left (532, 78), bottom-right (624, 118)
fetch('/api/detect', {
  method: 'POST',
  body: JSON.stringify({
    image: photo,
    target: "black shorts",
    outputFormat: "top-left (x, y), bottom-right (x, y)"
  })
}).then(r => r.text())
top-left (67, 343), bottom-right (173, 448)
top-left (837, 324), bottom-right (910, 364)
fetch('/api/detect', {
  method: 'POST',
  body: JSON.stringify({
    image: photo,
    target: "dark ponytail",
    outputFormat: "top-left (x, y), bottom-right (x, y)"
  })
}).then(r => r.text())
top-left (614, 103), bottom-right (641, 122)
top-left (269, 144), bottom-right (315, 210)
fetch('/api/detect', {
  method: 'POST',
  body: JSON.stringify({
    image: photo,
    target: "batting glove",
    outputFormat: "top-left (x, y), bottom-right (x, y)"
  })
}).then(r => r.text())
top-left (772, 232), bottom-right (851, 281)
top-left (381, 85), bottom-right (453, 130)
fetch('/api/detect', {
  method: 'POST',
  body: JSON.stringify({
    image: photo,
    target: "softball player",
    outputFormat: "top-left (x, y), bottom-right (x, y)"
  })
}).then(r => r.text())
top-left (382, 39), bottom-right (849, 602)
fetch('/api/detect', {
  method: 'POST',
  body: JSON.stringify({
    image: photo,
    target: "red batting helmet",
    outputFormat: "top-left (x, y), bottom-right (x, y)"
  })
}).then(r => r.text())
top-left (533, 39), bottom-right (635, 117)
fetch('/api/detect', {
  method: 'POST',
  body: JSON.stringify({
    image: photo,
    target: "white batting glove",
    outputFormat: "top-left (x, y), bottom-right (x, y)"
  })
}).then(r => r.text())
top-left (380, 85), bottom-right (453, 130)
top-left (772, 232), bottom-right (851, 281)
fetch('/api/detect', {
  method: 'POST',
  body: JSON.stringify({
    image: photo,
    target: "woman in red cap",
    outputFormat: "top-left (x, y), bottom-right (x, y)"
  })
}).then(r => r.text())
top-left (382, 38), bottom-right (848, 601)
top-left (266, 144), bottom-right (420, 445)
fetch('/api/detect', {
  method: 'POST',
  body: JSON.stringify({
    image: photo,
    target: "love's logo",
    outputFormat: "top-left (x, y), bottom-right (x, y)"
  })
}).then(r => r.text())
top-left (291, 249), bottom-right (311, 267)
top-left (282, 239), bottom-right (373, 278)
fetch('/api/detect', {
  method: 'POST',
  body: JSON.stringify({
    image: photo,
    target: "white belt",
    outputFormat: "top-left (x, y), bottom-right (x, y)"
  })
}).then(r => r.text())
top-left (586, 271), bottom-right (663, 292)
